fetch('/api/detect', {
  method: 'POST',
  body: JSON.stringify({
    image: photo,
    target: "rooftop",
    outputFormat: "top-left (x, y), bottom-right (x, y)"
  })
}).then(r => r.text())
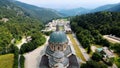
top-left (52, 51), bottom-right (64, 59)
top-left (49, 31), bottom-right (68, 43)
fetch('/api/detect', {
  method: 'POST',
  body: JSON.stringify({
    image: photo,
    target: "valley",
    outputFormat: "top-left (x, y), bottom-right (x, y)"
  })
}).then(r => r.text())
top-left (0, 0), bottom-right (120, 68)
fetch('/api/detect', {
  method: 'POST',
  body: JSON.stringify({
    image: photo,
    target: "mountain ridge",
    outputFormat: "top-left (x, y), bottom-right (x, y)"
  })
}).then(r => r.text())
top-left (59, 7), bottom-right (90, 16)
top-left (0, 0), bottom-right (63, 23)
top-left (14, 1), bottom-right (62, 22)
top-left (91, 3), bottom-right (120, 12)
top-left (58, 3), bottom-right (120, 16)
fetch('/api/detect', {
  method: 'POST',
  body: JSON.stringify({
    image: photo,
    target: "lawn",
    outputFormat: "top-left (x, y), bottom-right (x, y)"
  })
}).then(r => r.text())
top-left (90, 44), bottom-right (103, 56)
top-left (15, 39), bottom-right (22, 45)
top-left (62, 19), bottom-right (68, 21)
top-left (0, 54), bottom-right (14, 68)
top-left (59, 26), bottom-right (64, 31)
top-left (114, 57), bottom-right (120, 68)
top-left (68, 34), bottom-right (86, 61)
top-left (91, 44), bottom-right (103, 48)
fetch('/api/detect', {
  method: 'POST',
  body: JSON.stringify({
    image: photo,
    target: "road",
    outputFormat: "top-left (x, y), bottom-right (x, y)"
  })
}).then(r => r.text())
top-left (24, 36), bottom-right (49, 68)
top-left (72, 33), bottom-right (90, 61)
top-left (16, 36), bottom-right (48, 68)
top-left (103, 35), bottom-right (120, 43)
top-left (16, 37), bottom-right (27, 68)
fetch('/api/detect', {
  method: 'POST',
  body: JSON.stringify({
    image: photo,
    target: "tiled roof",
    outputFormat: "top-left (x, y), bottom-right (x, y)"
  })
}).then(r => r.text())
top-left (39, 54), bottom-right (80, 68)
top-left (49, 31), bottom-right (68, 43)
top-left (49, 57), bottom-right (69, 67)
top-left (68, 54), bottom-right (80, 68)
top-left (39, 55), bottom-right (49, 68)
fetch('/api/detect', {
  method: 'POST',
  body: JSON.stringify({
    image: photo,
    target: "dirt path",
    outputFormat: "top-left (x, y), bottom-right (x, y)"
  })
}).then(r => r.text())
top-left (103, 35), bottom-right (120, 43)
top-left (16, 37), bottom-right (27, 49)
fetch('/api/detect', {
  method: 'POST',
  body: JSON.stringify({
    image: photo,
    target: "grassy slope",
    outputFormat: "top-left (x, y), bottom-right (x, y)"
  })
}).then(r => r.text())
top-left (0, 54), bottom-right (14, 68)
top-left (68, 34), bottom-right (86, 61)
top-left (114, 57), bottom-right (120, 68)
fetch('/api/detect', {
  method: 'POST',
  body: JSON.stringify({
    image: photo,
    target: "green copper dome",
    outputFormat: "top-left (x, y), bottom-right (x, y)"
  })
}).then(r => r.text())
top-left (49, 31), bottom-right (68, 43)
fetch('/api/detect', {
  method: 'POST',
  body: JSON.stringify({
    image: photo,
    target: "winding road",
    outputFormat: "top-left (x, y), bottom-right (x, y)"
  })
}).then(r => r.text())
top-left (16, 37), bottom-right (27, 68)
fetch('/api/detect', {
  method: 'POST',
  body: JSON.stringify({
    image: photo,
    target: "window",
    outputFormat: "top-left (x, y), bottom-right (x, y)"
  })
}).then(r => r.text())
top-left (58, 46), bottom-right (60, 50)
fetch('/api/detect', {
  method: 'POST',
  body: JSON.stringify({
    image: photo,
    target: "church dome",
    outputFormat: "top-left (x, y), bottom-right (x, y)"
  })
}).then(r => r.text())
top-left (49, 31), bottom-right (68, 43)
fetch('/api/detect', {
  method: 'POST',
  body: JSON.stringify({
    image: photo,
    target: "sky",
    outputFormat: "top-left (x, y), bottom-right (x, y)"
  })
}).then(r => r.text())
top-left (17, 0), bottom-right (120, 9)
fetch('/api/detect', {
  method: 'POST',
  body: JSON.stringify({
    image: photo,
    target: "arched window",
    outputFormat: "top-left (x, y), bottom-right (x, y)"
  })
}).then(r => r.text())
top-left (63, 44), bottom-right (67, 51)
top-left (53, 46), bottom-right (55, 51)
top-left (59, 44), bottom-right (64, 51)
top-left (55, 46), bottom-right (58, 51)
top-left (64, 44), bottom-right (66, 48)
top-left (58, 46), bottom-right (60, 50)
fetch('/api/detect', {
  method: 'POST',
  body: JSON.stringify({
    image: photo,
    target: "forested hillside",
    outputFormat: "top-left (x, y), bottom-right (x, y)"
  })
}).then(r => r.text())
top-left (14, 1), bottom-right (62, 22)
top-left (0, 0), bottom-right (46, 67)
top-left (108, 4), bottom-right (120, 12)
top-left (70, 11), bottom-right (120, 51)
top-left (0, 0), bottom-right (45, 56)
top-left (71, 12), bottom-right (120, 37)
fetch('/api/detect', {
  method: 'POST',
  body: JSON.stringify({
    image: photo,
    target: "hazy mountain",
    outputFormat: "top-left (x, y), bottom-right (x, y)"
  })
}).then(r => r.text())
top-left (108, 3), bottom-right (120, 12)
top-left (59, 3), bottom-right (120, 16)
top-left (91, 3), bottom-right (120, 12)
top-left (58, 7), bottom-right (90, 16)
top-left (14, 1), bottom-right (62, 22)
top-left (0, 0), bottom-right (119, 21)
top-left (0, 0), bottom-right (63, 23)
top-left (0, 0), bottom-right (28, 19)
